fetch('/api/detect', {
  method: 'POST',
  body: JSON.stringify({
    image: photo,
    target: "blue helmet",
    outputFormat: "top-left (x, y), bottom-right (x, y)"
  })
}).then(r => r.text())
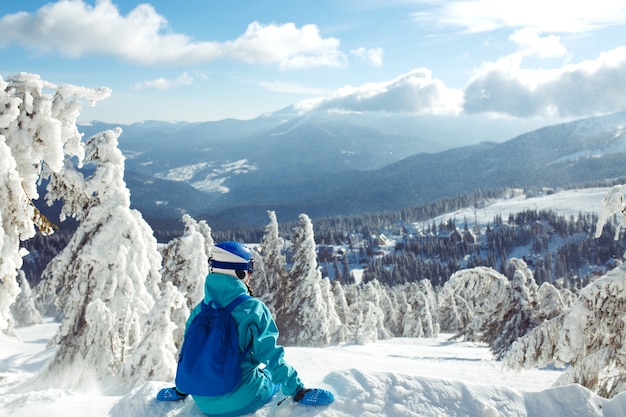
top-left (210, 241), bottom-right (254, 279)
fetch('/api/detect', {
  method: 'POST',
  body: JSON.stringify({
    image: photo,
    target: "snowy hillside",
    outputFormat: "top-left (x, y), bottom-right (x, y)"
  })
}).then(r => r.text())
top-left (425, 187), bottom-right (609, 229)
top-left (2, 318), bottom-right (626, 417)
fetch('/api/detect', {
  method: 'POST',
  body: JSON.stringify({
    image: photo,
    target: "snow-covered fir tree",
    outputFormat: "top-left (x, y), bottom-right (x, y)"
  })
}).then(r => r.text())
top-left (36, 129), bottom-right (162, 388)
top-left (371, 280), bottom-right (400, 337)
top-left (330, 280), bottom-right (351, 344)
top-left (0, 137), bottom-right (30, 335)
top-left (351, 301), bottom-right (382, 344)
top-left (440, 260), bottom-right (565, 358)
top-left (319, 272), bottom-right (343, 343)
top-left (122, 282), bottom-right (185, 387)
top-left (281, 214), bottom-right (339, 346)
top-left (595, 184), bottom-right (626, 240)
top-left (438, 266), bottom-right (509, 340)
top-left (0, 73), bottom-right (110, 335)
top-left (480, 259), bottom-right (540, 359)
top-left (256, 210), bottom-right (287, 319)
top-left (506, 266), bottom-right (626, 398)
top-left (402, 281), bottom-right (438, 338)
top-left (505, 187), bottom-right (626, 398)
top-left (10, 270), bottom-right (43, 328)
top-left (535, 280), bottom-right (573, 323)
top-left (392, 280), bottom-right (439, 339)
top-left (504, 314), bottom-right (564, 372)
top-left (159, 214), bottom-right (211, 348)
top-left (160, 214), bottom-right (210, 307)
top-left (417, 279), bottom-right (440, 333)
top-left (347, 280), bottom-right (391, 344)
top-left (377, 283), bottom-right (402, 336)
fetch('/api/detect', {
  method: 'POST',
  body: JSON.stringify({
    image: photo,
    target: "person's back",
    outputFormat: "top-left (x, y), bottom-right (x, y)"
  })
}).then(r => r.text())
top-left (175, 292), bottom-right (251, 397)
top-left (157, 241), bottom-right (334, 416)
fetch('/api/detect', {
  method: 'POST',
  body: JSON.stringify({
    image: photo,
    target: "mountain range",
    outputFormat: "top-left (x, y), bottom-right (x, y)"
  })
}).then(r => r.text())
top-left (77, 109), bottom-right (626, 230)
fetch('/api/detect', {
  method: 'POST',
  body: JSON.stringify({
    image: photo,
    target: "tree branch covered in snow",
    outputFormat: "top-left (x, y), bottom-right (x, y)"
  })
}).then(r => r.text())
top-left (439, 260), bottom-right (571, 359)
top-left (505, 264), bottom-right (626, 398)
top-left (596, 184), bottom-right (626, 240)
top-left (281, 214), bottom-right (341, 346)
top-left (35, 129), bottom-right (163, 389)
top-left (503, 185), bottom-right (626, 398)
top-left (0, 73), bottom-right (109, 335)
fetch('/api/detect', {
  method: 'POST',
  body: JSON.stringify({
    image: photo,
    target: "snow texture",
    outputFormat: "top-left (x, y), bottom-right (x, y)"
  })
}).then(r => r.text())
top-left (0, 73), bottom-right (109, 334)
top-left (3, 320), bottom-right (626, 417)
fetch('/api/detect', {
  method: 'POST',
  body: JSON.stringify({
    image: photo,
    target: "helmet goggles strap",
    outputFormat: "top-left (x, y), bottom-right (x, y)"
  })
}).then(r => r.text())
top-left (211, 259), bottom-right (254, 273)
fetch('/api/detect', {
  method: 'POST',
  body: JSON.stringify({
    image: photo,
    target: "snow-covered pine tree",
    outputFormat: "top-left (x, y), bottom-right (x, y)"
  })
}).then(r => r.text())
top-left (319, 272), bottom-right (343, 343)
top-left (504, 314), bottom-right (564, 371)
top-left (196, 215), bottom-right (214, 254)
top-left (536, 281), bottom-right (573, 323)
top-left (400, 295), bottom-right (425, 338)
top-left (0, 137), bottom-right (31, 335)
top-left (402, 281), bottom-right (437, 338)
top-left (281, 214), bottom-right (338, 346)
top-left (330, 280), bottom-right (351, 344)
top-left (351, 301), bottom-right (381, 344)
top-left (506, 266), bottom-right (626, 398)
top-left (160, 214), bottom-right (209, 306)
top-left (0, 73), bottom-right (109, 335)
top-left (122, 282), bottom-right (185, 387)
top-left (377, 282), bottom-right (402, 336)
top-left (441, 260), bottom-right (562, 358)
top-left (10, 271), bottom-right (43, 328)
top-left (595, 184), bottom-right (626, 240)
top-left (438, 266), bottom-right (509, 340)
top-left (363, 280), bottom-right (393, 339)
top-left (342, 280), bottom-right (391, 344)
top-left (36, 129), bottom-right (162, 389)
top-left (257, 210), bottom-right (287, 319)
top-left (386, 286), bottom-right (407, 336)
top-left (505, 186), bottom-right (626, 398)
top-left (418, 279), bottom-right (440, 335)
top-left (159, 214), bottom-right (211, 348)
top-left (480, 259), bottom-right (540, 359)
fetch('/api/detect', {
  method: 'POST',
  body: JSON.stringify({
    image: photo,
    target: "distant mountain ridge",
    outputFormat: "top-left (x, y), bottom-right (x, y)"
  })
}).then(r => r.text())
top-left (78, 110), bottom-right (626, 229)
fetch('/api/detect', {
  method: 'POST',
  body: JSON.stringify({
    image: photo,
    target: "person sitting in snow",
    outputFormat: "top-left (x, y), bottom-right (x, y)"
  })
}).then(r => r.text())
top-left (157, 241), bottom-right (334, 416)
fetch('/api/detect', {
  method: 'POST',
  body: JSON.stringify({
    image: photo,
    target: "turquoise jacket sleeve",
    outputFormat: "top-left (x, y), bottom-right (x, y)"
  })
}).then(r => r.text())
top-left (238, 299), bottom-right (303, 396)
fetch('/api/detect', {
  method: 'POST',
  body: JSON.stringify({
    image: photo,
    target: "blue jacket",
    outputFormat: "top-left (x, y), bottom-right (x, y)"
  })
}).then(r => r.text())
top-left (185, 273), bottom-right (303, 416)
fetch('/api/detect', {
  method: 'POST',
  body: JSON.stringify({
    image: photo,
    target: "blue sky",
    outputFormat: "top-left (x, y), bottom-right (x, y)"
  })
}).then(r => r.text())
top-left (2, 0), bottom-right (626, 125)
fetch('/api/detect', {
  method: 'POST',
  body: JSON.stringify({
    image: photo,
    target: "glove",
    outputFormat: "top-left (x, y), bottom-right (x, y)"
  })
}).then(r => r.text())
top-left (293, 388), bottom-right (335, 405)
top-left (156, 387), bottom-right (188, 401)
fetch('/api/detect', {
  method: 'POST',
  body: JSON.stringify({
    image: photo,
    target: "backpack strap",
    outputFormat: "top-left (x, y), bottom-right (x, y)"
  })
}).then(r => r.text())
top-left (225, 293), bottom-right (252, 312)
top-left (206, 294), bottom-right (251, 311)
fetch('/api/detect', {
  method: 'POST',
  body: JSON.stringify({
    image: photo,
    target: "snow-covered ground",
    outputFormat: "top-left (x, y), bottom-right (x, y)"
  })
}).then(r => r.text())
top-left (2, 318), bottom-right (626, 417)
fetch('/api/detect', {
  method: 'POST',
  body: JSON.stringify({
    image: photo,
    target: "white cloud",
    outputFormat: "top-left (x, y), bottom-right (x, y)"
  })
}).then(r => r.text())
top-left (414, 0), bottom-right (626, 33)
top-left (131, 72), bottom-right (195, 91)
top-left (463, 46), bottom-right (626, 117)
top-left (295, 69), bottom-right (463, 115)
top-left (408, 1), bottom-right (626, 118)
top-left (0, 0), bottom-right (346, 69)
top-left (350, 47), bottom-right (384, 67)
top-left (225, 22), bottom-right (346, 70)
top-left (508, 28), bottom-right (567, 59)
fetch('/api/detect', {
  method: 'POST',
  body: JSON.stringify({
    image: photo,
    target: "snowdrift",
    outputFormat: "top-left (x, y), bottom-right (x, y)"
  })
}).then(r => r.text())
top-left (111, 373), bottom-right (626, 417)
top-left (3, 320), bottom-right (626, 417)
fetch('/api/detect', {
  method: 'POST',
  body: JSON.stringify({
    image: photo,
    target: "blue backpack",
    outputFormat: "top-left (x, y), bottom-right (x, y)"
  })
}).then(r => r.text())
top-left (175, 294), bottom-right (252, 396)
